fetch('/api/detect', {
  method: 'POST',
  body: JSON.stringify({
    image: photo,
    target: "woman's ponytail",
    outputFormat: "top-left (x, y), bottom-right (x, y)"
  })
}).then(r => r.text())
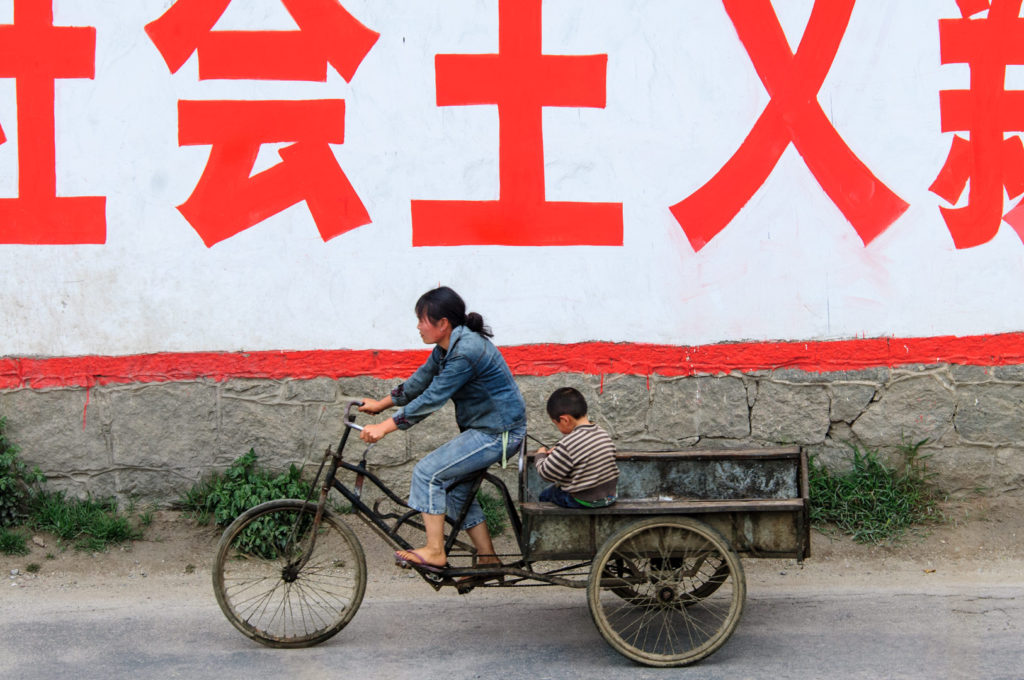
top-left (465, 311), bottom-right (493, 338)
top-left (416, 286), bottom-right (494, 338)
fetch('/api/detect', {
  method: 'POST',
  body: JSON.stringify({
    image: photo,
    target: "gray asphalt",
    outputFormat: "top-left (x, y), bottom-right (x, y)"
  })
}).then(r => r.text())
top-left (1, 583), bottom-right (1021, 680)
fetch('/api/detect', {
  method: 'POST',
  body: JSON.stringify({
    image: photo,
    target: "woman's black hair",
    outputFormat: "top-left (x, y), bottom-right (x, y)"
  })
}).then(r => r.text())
top-left (415, 286), bottom-right (493, 338)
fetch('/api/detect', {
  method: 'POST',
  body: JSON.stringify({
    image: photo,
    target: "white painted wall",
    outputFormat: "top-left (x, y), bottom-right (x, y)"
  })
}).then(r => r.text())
top-left (2, 0), bottom-right (1022, 355)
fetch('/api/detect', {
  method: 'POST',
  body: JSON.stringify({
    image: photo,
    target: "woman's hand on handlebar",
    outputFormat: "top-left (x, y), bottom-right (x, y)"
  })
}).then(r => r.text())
top-left (358, 397), bottom-right (392, 415)
top-left (360, 418), bottom-right (398, 444)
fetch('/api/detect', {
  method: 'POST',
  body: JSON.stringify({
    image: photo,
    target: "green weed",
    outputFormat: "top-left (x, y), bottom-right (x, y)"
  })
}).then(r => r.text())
top-left (0, 416), bottom-right (44, 528)
top-left (809, 440), bottom-right (939, 544)
top-left (178, 450), bottom-right (316, 557)
top-left (0, 527), bottom-right (29, 556)
top-left (477, 490), bottom-right (507, 537)
top-left (177, 449), bottom-right (314, 528)
top-left (29, 492), bottom-right (142, 552)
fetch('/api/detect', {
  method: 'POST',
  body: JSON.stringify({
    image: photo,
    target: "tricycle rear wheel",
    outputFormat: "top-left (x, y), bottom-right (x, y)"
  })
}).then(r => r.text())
top-left (587, 516), bottom-right (745, 667)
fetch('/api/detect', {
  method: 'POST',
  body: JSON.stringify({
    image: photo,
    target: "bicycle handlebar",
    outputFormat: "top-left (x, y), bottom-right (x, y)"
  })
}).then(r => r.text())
top-left (343, 400), bottom-right (365, 430)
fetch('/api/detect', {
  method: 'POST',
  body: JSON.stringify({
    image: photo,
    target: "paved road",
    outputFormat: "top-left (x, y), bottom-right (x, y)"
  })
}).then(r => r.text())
top-left (1, 581), bottom-right (1021, 680)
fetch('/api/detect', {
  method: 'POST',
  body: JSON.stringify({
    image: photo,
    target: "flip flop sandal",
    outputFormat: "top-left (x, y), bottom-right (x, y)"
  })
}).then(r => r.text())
top-left (394, 550), bottom-right (446, 573)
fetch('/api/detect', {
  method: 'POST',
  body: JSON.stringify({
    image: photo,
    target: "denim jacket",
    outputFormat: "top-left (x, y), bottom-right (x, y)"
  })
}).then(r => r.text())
top-left (390, 325), bottom-right (526, 434)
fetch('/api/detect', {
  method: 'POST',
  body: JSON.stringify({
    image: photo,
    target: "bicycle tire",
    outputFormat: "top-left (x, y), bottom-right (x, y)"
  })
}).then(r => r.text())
top-left (587, 516), bottom-right (745, 667)
top-left (212, 499), bottom-right (367, 647)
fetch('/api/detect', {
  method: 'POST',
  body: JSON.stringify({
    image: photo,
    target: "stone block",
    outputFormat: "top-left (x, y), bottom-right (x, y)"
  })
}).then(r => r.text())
top-left (45, 468), bottom-right (121, 501)
top-left (852, 376), bottom-right (954, 448)
top-left (993, 449), bottom-right (1024, 494)
top-left (829, 384), bottom-right (876, 423)
top-left (892, 364), bottom-right (942, 376)
top-left (592, 374), bottom-right (649, 441)
top-left (826, 420), bottom-right (855, 442)
top-left (0, 387), bottom-right (110, 473)
top-left (647, 376), bottom-right (750, 444)
top-left (804, 438), bottom-right (858, 472)
top-left (218, 392), bottom-right (310, 469)
top-left (221, 379), bottom-right (284, 402)
top-left (926, 446), bottom-right (998, 495)
top-left (283, 378), bottom-right (338, 403)
top-left (290, 403), bottom-right (346, 468)
top-left (949, 365), bottom-right (994, 383)
top-left (750, 382), bottom-right (830, 445)
top-left (992, 364), bottom-right (1024, 382)
top-left (336, 376), bottom-right (399, 404)
top-left (107, 383), bottom-right (220, 470)
top-left (954, 384), bottom-right (1024, 445)
top-left (771, 367), bottom-right (890, 384)
top-left (115, 467), bottom-right (198, 503)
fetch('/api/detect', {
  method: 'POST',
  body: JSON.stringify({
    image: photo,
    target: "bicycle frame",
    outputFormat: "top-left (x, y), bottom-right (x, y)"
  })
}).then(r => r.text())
top-left (305, 401), bottom-right (592, 589)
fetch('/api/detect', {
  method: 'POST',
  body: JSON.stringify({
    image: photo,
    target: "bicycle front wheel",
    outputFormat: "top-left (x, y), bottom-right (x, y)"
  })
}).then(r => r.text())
top-left (212, 499), bottom-right (367, 647)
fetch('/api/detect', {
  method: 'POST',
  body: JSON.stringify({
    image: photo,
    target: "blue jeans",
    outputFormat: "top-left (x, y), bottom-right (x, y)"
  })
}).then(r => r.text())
top-left (540, 485), bottom-right (618, 509)
top-left (408, 425), bottom-right (525, 529)
top-left (539, 485), bottom-right (587, 508)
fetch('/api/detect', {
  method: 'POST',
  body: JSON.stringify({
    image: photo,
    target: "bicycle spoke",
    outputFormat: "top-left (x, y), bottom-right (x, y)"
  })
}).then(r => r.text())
top-left (214, 501), bottom-right (366, 646)
top-left (589, 518), bottom-right (745, 666)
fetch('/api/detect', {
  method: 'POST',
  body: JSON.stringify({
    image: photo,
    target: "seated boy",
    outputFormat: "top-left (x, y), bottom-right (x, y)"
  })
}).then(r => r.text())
top-left (535, 387), bottom-right (619, 508)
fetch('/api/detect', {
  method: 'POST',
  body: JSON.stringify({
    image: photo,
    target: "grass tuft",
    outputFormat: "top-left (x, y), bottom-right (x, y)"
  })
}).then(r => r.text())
top-left (0, 527), bottom-right (29, 556)
top-left (476, 490), bottom-right (507, 537)
top-left (29, 492), bottom-right (142, 552)
top-left (809, 439), bottom-right (940, 544)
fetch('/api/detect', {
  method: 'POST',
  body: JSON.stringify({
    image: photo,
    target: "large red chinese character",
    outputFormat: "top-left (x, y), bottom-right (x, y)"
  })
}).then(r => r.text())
top-left (0, 1), bottom-right (106, 244)
top-left (930, 0), bottom-right (1024, 248)
top-left (671, 0), bottom-right (909, 251)
top-left (411, 0), bottom-right (622, 246)
top-left (146, 0), bottom-right (378, 247)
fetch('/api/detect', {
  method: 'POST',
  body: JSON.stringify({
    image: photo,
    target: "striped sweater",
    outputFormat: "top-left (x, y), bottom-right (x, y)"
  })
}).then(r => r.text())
top-left (536, 423), bottom-right (619, 497)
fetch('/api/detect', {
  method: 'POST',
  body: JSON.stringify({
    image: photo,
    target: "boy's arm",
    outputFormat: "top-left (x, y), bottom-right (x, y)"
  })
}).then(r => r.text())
top-left (535, 442), bottom-right (574, 484)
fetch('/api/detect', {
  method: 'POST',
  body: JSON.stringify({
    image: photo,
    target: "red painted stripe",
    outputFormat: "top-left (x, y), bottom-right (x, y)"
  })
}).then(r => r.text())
top-left (2, 333), bottom-right (1023, 390)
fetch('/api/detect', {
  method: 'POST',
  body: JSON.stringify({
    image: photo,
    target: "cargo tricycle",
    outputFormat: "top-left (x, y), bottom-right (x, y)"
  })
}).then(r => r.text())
top-left (212, 401), bottom-right (810, 667)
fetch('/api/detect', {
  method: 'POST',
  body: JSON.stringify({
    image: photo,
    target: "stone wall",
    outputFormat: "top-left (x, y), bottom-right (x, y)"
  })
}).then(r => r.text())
top-left (1, 363), bottom-right (1022, 505)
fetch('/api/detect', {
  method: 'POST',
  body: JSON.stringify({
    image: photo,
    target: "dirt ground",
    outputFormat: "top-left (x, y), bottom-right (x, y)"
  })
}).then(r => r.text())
top-left (4, 496), bottom-right (1023, 602)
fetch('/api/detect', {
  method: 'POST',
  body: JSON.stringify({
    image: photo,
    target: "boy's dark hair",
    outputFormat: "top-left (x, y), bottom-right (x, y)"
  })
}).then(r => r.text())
top-left (546, 387), bottom-right (588, 420)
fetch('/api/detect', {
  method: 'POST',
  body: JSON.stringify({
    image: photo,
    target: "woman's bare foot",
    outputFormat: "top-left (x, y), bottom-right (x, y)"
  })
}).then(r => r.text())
top-left (395, 547), bottom-right (447, 569)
